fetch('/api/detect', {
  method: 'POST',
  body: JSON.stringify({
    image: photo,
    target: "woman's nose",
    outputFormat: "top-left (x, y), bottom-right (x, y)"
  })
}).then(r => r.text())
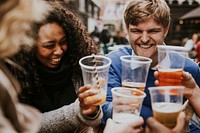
top-left (54, 45), bottom-right (63, 55)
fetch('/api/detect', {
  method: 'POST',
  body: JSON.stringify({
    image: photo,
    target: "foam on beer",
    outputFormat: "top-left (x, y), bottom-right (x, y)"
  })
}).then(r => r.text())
top-left (153, 102), bottom-right (183, 128)
top-left (153, 102), bottom-right (183, 112)
top-left (113, 113), bottom-right (139, 123)
top-left (122, 81), bottom-right (145, 91)
top-left (158, 68), bottom-right (183, 72)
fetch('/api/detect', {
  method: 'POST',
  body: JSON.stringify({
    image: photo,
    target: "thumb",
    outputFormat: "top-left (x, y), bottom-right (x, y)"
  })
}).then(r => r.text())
top-left (182, 72), bottom-right (191, 81)
top-left (173, 112), bottom-right (186, 133)
top-left (106, 118), bottom-right (115, 125)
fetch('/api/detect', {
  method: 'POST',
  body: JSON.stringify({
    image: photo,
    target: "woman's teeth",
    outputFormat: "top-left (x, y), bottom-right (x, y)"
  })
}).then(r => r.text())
top-left (52, 58), bottom-right (61, 62)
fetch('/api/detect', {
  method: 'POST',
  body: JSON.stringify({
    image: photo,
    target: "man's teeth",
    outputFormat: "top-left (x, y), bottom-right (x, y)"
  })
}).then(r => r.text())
top-left (140, 45), bottom-right (151, 49)
top-left (52, 58), bottom-right (61, 62)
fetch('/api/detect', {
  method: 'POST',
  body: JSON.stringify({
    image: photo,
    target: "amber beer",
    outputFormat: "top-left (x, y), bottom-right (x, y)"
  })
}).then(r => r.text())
top-left (122, 81), bottom-right (145, 92)
top-left (84, 88), bottom-right (106, 106)
top-left (158, 69), bottom-right (183, 86)
top-left (153, 102), bottom-right (183, 129)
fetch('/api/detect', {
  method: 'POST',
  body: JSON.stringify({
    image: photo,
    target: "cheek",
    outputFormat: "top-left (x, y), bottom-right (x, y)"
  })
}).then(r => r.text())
top-left (128, 33), bottom-right (140, 41)
top-left (37, 49), bottom-right (51, 59)
top-left (151, 34), bottom-right (165, 44)
top-left (153, 38), bottom-right (164, 45)
top-left (128, 35), bottom-right (135, 43)
top-left (129, 36), bottom-right (139, 48)
top-left (62, 45), bottom-right (68, 52)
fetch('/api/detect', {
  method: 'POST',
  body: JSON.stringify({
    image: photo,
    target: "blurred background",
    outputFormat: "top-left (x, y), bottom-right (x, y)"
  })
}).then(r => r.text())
top-left (63, 0), bottom-right (200, 51)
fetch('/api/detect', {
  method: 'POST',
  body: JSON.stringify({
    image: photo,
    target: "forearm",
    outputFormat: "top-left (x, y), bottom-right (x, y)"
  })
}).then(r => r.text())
top-left (39, 99), bottom-right (102, 133)
top-left (188, 87), bottom-right (200, 118)
top-left (39, 103), bottom-right (80, 133)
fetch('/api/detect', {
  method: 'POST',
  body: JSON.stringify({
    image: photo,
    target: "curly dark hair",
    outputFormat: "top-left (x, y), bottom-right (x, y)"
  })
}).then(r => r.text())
top-left (32, 1), bottom-right (98, 73)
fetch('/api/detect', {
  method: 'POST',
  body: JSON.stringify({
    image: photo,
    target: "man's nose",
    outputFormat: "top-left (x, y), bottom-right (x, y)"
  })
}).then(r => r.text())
top-left (141, 32), bottom-right (150, 43)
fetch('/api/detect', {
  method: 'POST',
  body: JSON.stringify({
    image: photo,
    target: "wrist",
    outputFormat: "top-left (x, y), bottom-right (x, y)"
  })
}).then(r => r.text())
top-left (187, 87), bottom-right (199, 101)
top-left (87, 106), bottom-right (100, 118)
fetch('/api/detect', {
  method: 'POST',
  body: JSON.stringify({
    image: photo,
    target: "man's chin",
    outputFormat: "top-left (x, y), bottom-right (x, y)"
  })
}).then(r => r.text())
top-left (135, 51), bottom-right (153, 58)
top-left (138, 48), bottom-right (156, 58)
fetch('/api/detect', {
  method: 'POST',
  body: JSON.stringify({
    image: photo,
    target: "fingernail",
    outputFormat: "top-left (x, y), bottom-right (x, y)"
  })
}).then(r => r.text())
top-left (179, 112), bottom-right (185, 120)
top-left (86, 84), bottom-right (91, 88)
top-left (186, 72), bottom-right (191, 78)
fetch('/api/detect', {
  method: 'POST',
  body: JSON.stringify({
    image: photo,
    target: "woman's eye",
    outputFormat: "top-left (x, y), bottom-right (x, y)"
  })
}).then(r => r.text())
top-left (43, 43), bottom-right (55, 49)
top-left (60, 38), bottom-right (67, 45)
top-left (60, 40), bottom-right (66, 45)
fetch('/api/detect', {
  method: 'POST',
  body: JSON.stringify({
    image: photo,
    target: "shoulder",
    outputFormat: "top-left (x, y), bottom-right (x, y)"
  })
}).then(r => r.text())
top-left (184, 58), bottom-right (200, 83)
top-left (107, 45), bottom-right (132, 59)
top-left (0, 65), bottom-right (18, 95)
top-left (106, 45), bottom-right (132, 68)
top-left (5, 50), bottom-right (35, 80)
top-left (185, 39), bottom-right (193, 45)
top-left (185, 58), bottom-right (199, 70)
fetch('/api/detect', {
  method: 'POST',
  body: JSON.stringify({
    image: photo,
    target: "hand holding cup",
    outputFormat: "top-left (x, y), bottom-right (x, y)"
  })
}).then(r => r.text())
top-left (78, 85), bottom-right (101, 115)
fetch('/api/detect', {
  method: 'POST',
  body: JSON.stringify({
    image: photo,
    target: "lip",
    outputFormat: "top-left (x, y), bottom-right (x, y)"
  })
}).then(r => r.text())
top-left (50, 57), bottom-right (61, 65)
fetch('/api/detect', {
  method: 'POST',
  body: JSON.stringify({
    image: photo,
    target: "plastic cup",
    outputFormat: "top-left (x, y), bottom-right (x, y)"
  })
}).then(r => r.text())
top-left (111, 87), bottom-right (146, 123)
top-left (157, 45), bottom-right (188, 86)
top-left (120, 55), bottom-right (152, 91)
top-left (148, 86), bottom-right (184, 129)
top-left (79, 55), bottom-right (111, 106)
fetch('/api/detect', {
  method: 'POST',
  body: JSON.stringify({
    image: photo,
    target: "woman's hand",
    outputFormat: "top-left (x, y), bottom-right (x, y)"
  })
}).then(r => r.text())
top-left (78, 85), bottom-right (101, 116)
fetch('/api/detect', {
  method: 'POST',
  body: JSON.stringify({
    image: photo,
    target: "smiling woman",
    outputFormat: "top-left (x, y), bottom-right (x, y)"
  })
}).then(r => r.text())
top-left (5, 1), bottom-right (102, 133)
top-left (36, 23), bottom-right (68, 68)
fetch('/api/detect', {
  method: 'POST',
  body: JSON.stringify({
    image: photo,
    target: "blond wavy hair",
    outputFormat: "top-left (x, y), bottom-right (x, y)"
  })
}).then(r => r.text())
top-left (124, 0), bottom-right (171, 28)
top-left (0, 0), bottom-right (51, 59)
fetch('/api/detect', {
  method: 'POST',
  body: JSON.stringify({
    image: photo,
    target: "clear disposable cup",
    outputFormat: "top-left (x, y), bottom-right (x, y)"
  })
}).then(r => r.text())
top-left (79, 55), bottom-right (111, 106)
top-left (157, 45), bottom-right (188, 86)
top-left (148, 86), bottom-right (184, 129)
top-left (111, 87), bottom-right (146, 123)
top-left (120, 55), bottom-right (152, 91)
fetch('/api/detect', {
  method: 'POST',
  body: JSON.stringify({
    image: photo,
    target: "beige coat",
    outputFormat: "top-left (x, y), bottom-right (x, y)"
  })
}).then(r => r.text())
top-left (0, 63), bottom-right (41, 133)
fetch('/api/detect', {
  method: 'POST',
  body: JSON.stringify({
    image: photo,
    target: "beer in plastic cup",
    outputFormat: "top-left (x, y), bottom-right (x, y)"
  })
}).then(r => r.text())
top-left (157, 45), bottom-right (188, 86)
top-left (120, 55), bottom-right (152, 91)
top-left (148, 86), bottom-right (184, 128)
top-left (112, 87), bottom-right (146, 123)
top-left (79, 55), bottom-right (111, 106)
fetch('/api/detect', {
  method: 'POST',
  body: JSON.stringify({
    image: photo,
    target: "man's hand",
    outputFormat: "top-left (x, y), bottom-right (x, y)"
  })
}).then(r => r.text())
top-left (145, 112), bottom-right (186, 133)
top-left (104, 118), bottom-right (144, 133)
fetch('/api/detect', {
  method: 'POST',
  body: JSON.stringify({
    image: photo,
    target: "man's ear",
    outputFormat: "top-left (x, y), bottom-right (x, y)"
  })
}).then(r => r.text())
top-left (164, 23), bottom-right (170, 38)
